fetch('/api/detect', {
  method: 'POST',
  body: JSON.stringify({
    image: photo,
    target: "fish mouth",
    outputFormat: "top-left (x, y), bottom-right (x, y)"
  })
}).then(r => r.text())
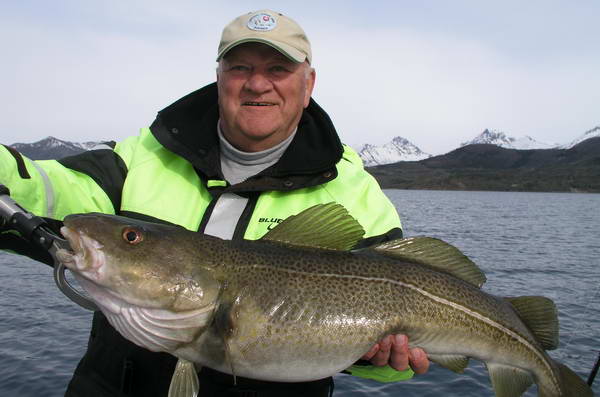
top-left (57, 227), bottom-right (150, 311)
top-left (58, 226), bottom-right (106, 282)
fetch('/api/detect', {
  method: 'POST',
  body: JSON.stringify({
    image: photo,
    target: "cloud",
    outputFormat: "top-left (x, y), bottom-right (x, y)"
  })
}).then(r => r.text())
top-left (311, 24), bottom-right (600, 153)
top-left (0, 9), bottom-right (216, 143)
top-left (1, 2), bottom-right (599, 155)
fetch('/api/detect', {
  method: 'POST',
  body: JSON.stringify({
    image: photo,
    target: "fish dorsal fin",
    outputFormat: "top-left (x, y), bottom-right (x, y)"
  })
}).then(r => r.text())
top-left (505, 296), bottom-right (559, 350)
top-left (168, 358), bottom-right (199, 397)
top-left (486, 362), bottom-right (534, 397)
top-left (261, 203), bottom-right (365, 251)
top-left (373, 237), bottom-right (487, 288)
top-left (428, 354), bottom-right (470, 373)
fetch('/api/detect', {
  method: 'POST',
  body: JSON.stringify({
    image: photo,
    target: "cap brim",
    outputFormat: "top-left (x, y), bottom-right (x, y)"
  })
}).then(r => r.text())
top-left (216, 38), bottom-right (306, 63)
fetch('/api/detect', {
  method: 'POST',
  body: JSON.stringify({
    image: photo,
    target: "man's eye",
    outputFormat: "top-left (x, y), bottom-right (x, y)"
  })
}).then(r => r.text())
top-left (270, 65), bottom-right (288, 73)
top-left (230, 65), bottom-right (249, 71)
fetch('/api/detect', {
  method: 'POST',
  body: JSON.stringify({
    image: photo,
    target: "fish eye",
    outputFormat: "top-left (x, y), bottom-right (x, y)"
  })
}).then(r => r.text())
top-left (122, 228), bottom-right (143, 245)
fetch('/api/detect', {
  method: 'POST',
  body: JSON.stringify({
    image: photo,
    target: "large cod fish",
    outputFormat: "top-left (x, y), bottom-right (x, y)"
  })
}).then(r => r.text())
top-left (56, 203), bottom-right (593, 397)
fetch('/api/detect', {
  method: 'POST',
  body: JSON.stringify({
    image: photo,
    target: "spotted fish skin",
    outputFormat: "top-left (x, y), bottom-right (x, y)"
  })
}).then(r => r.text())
top-left (58, 204), bottom-right (594, 397)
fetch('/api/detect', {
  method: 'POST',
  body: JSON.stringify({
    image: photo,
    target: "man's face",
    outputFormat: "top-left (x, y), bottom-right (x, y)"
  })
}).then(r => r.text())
top-left (217, 43), bottom-right (316, 152)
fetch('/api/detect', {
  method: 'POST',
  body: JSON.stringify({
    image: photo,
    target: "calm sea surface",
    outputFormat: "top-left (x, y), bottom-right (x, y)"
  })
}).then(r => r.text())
top-left (0, 190), bottom-right (598, 396)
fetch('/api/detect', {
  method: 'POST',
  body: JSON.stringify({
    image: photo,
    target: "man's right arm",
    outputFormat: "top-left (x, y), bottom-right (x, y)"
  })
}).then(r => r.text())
top-left (0, 142), bottom-right (132, 219)
top-left (0, 141), bottom-right (132, 261)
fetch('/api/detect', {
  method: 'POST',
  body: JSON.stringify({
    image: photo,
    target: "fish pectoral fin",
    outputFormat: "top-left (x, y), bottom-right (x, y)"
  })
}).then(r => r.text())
top-left (485, 362), bottom-right (533, 397)
top-left (223, 336), bottom-right (237, 385)
top-left (373, 237), bottom-right (486, 288)
top-left (504, 296), bottom-right (559, 350)
top-left (168, 358), bottom-right (199, 397)
top-left (213, 298), bottom-right (238, 384)
top-left (428, 354), bottom-right (470, 373)
top-left (261, 202), bottom-right (365, 251)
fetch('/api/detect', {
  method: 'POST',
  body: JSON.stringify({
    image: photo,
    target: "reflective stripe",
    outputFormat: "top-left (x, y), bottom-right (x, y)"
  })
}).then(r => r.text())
top-left (203, 193), bottom-right (248, 239)
top-left (31, 161), bottom-right (55, 218)
top-left (207, 180), bottom-right (227, 188)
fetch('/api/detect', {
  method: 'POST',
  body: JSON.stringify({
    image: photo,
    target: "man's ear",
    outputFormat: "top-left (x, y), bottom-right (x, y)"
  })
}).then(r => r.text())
top-left (304, 67), bottom-right (316, 108)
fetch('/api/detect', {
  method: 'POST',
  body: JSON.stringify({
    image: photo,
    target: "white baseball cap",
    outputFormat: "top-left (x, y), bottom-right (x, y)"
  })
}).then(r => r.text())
top-left (217, 10), bottom-right (312, 64)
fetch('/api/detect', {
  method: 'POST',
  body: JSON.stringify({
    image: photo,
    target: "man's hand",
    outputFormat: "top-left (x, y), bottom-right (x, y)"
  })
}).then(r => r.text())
top-left (361, 334), bottom-right (429, 375)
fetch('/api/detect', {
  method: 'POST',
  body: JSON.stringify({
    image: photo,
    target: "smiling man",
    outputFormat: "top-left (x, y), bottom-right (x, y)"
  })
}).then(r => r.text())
top-left (0, 9), bottom-right (428, 397)
top-left (217, 43), bottom-right (315, 152)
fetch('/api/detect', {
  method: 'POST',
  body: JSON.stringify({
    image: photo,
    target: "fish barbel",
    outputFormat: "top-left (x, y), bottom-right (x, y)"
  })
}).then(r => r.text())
top-left (56, 203), bottom-right (593, 397)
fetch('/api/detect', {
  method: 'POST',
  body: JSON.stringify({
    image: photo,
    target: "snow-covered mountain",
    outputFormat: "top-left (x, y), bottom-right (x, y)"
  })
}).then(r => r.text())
top-left (356, 136), bottom-right (431, 166)
top-left (461, 129), bottom-right (555, 150)
top-left (9, 136), bottom-right (106, 160)
top-left (558, 126), bottom-right (600, 149)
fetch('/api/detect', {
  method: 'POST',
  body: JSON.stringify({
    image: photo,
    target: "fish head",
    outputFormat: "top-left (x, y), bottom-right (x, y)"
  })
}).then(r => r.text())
top-left (58, 213), bottom-right (220, 312)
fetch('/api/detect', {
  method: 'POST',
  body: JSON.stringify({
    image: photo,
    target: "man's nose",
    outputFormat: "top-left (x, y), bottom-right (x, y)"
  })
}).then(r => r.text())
top-left (244, 71), bottom-right (273, 94)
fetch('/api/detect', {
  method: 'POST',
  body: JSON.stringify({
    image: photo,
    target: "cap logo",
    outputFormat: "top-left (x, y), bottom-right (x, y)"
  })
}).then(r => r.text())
top-left (247, 13), bottom-right (277, 31)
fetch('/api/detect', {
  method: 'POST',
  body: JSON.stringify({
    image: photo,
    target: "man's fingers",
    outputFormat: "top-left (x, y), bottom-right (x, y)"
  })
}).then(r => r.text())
top-left (361, 343), bottom-right (379, 360)
top-left (365, 334), bottom-right (430, 374)
top-left (371, 335), bottom-right (393, 366)
top-left (408, 347), bottom-right (430, 374)
top-left (389, 334), bottom-right (409, 371)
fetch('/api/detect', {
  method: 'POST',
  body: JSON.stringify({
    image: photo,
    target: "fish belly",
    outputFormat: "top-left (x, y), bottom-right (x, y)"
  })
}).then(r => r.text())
top-left (173, 267), bottom-right (402, 381)
top-left (175, 294), bottom-right (386, 382)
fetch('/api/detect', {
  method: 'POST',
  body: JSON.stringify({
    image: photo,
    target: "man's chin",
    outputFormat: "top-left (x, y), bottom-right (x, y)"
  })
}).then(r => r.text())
top-left (229, 128), bottom-right (292, 151)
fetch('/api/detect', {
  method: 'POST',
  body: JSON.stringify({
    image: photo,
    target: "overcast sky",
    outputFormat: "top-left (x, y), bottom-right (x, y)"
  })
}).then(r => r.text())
top-left (2, 1), bottom-right (599, 154)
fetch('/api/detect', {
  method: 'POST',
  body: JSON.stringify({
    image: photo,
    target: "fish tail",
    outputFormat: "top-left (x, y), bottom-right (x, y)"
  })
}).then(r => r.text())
top-left (541, 361), bottom-right (594, 397)
top-left (512, 295), bottom-right (593, 396)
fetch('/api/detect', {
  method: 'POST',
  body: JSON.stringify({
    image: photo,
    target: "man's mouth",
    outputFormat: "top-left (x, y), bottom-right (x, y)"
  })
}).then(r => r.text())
top-left (242, 101), bottom-right (275, 106)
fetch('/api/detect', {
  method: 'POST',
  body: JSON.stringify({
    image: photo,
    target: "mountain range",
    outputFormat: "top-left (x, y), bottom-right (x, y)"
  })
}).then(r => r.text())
top-left (368, 134), bottom-right (600, 193)
top-left (8, 126), bottom-right (599, 164)
top-left (6, 126), bottom-right (599, 192)
top-left (354, 126), bottom-right (599, 165)
top-left (9, 136), bottom-right (109, 161)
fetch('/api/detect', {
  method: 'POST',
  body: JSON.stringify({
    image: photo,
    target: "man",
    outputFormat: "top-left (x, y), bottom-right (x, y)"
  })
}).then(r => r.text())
top-left (0, 10), bottom-right (428, 396)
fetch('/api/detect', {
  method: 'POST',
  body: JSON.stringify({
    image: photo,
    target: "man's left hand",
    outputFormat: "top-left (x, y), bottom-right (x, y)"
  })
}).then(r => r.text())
top-left (361, 334), bottom-right (429, 374)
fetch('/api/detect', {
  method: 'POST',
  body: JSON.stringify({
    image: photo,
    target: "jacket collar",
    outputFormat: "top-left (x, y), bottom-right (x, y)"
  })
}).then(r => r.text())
top-left (150, 82), bottom-right (343, 192)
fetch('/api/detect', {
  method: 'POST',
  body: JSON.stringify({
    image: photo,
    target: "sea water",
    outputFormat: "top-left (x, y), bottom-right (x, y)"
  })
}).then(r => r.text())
top-left (0, 190), bottom-right (598, 396)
